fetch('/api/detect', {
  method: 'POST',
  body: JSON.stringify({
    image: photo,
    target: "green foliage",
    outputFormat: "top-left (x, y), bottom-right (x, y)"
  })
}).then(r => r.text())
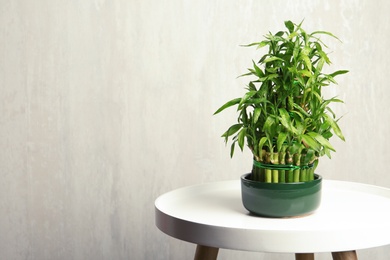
top-left (214, 20), bottom-right (348, 167)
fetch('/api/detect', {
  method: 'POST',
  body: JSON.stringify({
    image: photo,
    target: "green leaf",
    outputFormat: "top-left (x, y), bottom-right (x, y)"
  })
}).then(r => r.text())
top-left (311, 90), bottom-right (323, 103)
top-left (293, 39), bottom-right (300, 60)
top-left (299, 70), bottom-right (312, 78)
top-left (221, 124), bottom-right (242, 141)
top-left (237, 71), bottom-right (253, 78)
top-left (259, 73), bottom-right (279, 82)
top-left (252, 60), bottom-right (264, 78)
top-left (230, 142), bottom-right (236, 158)
top-left (325, 148), bottom-right (332, 158)
top-left (242, 40), bottom-right (269, 49)
top-left (320, 120), bottom-right (331, 131)
top-left (268, 34), bottom-right (286, 43)
top-left (288, 31), bottom-right (298, 40)
top-left (311, 31), bottom-right (341, 41)
top-left (329, 70), bottom-right (349, 78)
top-left (279, 108), bottom-right (290, 125)
top-left (258, 137), bottom-right (269, 157)
top-left (279, 108), bottom-right (297, 134)
top-left (239, 107), bottom-right (249, 124)
top-left (295, 120), bottom-right (304, 135)
top-left (214, 98), bottom-right (241, 115)
top-left (285, 20), bottom-right (295, 33)
top-left (253, 108), bottom-right (261, 123)
top-left (314, 41), bottom-right (323, 52)
top-left (293, 76), bottom-right (306, 87)
top-left (301, 30), bottom-right (309, 46)
top-left (263, 116), bottom-right (276, 134)
top-left (237, 128), bottom-right (247, 151)
top-left (299, 53), bottom-right (312, 72)
top-left (324, 75), bottom-right (338, 84)
top-left (247, 81), bottom-right (257, 91)
top-left (318, 50), bottom-right (331, 64)
top-left (292, 103), bottom-right (310, 117)
top-left (302, 149), bottom-right (315, 165)
top-left (307, 132), bottom-right (335, 151)
top-left (327, 97), bottom-right (344, 103)
top-left (301, 134), bottom-right (321, 152)
top-left (324, 114), bottom-right (345, 141)
top-left (325, 106), bottom-right (336, 118)
top-left (257, 41), bottom-right (269, 49)
top-left (238, 91), bottom-right (257, 109)
top-left (288, 142), bottom-right (301, 155)
top-left (247, 97), bottom-right (270, 106)
top-left (277, 132), bottom-right (287, 152)
top-left (316, 57), bottom-right (325, 73)
top-left (262, 56), bottom-right (284, 64)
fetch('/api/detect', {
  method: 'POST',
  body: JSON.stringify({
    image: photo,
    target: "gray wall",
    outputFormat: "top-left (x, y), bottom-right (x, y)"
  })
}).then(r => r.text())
top-left (1, 0), bottom-right (389, 259)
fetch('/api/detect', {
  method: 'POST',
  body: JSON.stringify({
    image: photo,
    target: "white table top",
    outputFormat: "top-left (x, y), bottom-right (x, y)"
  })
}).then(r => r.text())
top-left (155, 179), bottom-right (390, 253)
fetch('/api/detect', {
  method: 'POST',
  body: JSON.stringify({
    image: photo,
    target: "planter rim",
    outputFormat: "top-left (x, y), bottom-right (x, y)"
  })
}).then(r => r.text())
top-left (241, 173), bottom-right (322, 189)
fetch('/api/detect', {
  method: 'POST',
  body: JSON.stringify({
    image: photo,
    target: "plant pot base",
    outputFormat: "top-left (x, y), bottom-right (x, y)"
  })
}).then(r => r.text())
top-left (241, 173), bottom-right (322, 218)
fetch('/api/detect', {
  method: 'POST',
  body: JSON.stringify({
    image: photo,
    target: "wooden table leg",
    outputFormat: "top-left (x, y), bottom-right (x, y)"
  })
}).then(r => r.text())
top-left (331, 250), bottom-right (358, 260)
top-left (194, 245), bottom-right (219, 260)
top-left (295, 253), bottom-right (315, 260)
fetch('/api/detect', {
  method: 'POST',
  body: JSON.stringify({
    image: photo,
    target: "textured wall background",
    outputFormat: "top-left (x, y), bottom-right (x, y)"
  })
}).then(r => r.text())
top-left (1, 0), bottom-right (389, 259)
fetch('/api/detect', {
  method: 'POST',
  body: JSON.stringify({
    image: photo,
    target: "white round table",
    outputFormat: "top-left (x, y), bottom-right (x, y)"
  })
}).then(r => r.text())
top-left (155, 179), bottom-right (390, 260)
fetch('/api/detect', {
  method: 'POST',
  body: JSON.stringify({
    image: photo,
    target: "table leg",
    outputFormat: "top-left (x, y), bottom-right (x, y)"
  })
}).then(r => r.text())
top-left (295, 253), bottom-right (315, 260)
top-left (331, 250), bottom-right (358, 260)
top-left (194, 244), bottom-right (219, 260)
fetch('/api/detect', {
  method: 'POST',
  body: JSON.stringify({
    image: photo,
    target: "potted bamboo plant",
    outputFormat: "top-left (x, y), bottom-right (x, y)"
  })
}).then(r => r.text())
top-left (214, 20), bottom-right (348, 217)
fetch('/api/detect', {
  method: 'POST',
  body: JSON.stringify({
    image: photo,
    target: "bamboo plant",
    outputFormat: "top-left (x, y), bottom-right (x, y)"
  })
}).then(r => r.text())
top-left (214, 20), bottom-right (348, 183)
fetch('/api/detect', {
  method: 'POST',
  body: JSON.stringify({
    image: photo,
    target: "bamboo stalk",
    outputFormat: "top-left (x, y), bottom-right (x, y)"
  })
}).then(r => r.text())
top-left (280, 170), bottom-right (286, 183)
top-left (293, 151), bottom-right (301, 182)
top-left (287, 169), bottom-right (294, 183)
top-left (265, 169), bottom-right (272, 183)
top-left (272, 170), bottom-right (279, 183)
top-left (272, 153), bottom-right (279, 183)
top-left (279, 147), bottom-right (287, 183)
top-left (252, 150), bottom-right (316, 183)
top-left (308, 167), bottom-right (314, 181)
top-left (252, 161), bottom-right (263, 181)
top-left (252, 164), bottom-right (257, 181)
top-left (264, 152), bottom-right (272, 183)
top-left (262, 167), bottom-right (267, 182)
top-left (286, 150), bottom-right (294, 183)
top-left (300, 168), bottom-right (307, 182)
top-left (293, 169), bottom-right (300, 182)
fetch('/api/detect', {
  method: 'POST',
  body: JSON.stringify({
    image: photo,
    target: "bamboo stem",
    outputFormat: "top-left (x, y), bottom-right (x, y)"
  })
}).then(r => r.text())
top-left (252, 150), bottom-right (316, 183)
top-left (261, 168), bottom-right (265, 182)
top-left (272, 170), bottom-right (279, 183)
top-left (308, 167), bottom-right (314, 181)
top-left (300, 168), bottom-right (307, 182)
top-left (271, 153), bottom-right (279, 183)
top-left (280, 170), bottom-right (286, 183)
top-left (279, 148), bottom-right (287, 183)
top-left (287, 169), bottom-right (294, 183)
top-left (265, 169), bottom-right (272, 183)
top-left (252, 165), bottom-right (259, 181)
top-left (294, 169), bottom-right (300, 182)
top-left (265, 152), bottom-right (272, 183)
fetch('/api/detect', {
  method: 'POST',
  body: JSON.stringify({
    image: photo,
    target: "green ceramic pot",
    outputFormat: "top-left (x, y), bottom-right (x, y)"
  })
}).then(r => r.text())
top-left (241, 173), bottom-right (322, 218)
